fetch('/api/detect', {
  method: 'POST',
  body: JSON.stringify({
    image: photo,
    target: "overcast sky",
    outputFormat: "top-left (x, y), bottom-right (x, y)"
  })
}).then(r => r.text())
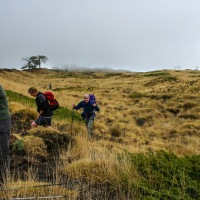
top-left (1, 0), bottom-right (200, 72)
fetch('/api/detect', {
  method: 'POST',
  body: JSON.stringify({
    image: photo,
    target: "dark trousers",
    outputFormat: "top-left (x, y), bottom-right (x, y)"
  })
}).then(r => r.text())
top-left (84, 115), bottom-right (95, 139)
top-left (0, 116), bottom-right (11, 184)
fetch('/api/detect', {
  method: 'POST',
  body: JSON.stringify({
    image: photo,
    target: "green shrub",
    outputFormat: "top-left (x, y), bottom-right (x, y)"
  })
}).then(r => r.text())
top-left (12, 140), bottom-right (24, 152)
top-left (54, 107), bottom-right (82, 121)
top-left (117, 151), bottom-right (200, 199)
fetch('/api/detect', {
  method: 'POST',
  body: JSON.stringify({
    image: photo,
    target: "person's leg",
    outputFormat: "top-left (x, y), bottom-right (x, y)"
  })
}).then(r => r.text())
top-left (87, 117), bottom-right (94, 139)
top-left (43, 117), bottom-right (52, 128)
top-left (84, 118), bottom-right (90, 138)
top-left (0, 117), bottom-right (11, 184)
top-left (33, 116), bottom-right (51, 128)
top-left (31, 115), bottom-right (42, 129)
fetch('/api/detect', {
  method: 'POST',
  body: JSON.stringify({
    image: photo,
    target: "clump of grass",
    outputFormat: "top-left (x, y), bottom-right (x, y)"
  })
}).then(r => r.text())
top-left (62, 160), bottom-right (115, 185)
top-left (11, 108), bottom-right (38, 134)
top-left (12, 139), bottom-right (25, 153)
top-left (28, 127), bottom-right (72, 151)
top-left (166, 107), bottom-right (180, 116)
top-left (144, 76), bottom-right (178, 86)
top-left (105, 116), bottom-right (115, 125)
top-left (135, 117), bottom-right (146, 126)
top-left (109, 125), bottom-right (123, 137)
top-left (1, 180), bottom-right (77, 199)
top-left (178, 113), bottom-right (198, 120)
top-left (23, 136), bottom-right (47, 159)
top-left (134, 112), bottom-right (155, 126)
top-left (9, 102), bottom-right (28, 113)
top-left (179, 122), bottom-right (200, 136)
top-left (11, 135), bottom-right (48, 159)
top-left (148, 94), bottom-right (173, 100)
top-left (129, 91), bottom-right (145, 98)
top-left (182, 101), bottom-right (198, 110)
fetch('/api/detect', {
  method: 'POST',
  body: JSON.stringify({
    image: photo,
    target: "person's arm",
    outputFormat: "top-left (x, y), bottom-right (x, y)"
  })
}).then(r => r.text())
top-left (0, 85), bottom-right (7, 98)
top-left (73, 101), bottom-right (83, 110)
top-left (93, 103), bottom-right (100, 111)
top-left (38, 94), bottom-right (48, 113)
top-left (0, 86), bottom-right (4, 98)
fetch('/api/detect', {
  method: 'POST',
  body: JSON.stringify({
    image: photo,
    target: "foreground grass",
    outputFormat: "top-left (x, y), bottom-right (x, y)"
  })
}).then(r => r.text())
top-left (3, 149), bottom-right (199, 199)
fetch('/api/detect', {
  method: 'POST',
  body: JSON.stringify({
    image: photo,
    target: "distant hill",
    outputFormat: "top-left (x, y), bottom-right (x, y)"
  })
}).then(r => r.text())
top-left (52, 65), bottom-right (132, 72)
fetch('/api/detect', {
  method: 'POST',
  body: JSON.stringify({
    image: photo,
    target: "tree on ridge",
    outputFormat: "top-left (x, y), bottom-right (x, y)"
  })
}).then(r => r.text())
top-left (21, 55), bottom-right (48, 70)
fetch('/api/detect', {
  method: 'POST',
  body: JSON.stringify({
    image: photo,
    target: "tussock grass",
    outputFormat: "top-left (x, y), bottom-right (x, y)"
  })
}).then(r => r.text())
top-left (0, 180), bottom-right (77, 199)
top-left (1, 69), bottom-right (200, 198)
top-left (23, 136), bottom-right (47, 158)
top-left (27, 127), bottom-right (72, 151)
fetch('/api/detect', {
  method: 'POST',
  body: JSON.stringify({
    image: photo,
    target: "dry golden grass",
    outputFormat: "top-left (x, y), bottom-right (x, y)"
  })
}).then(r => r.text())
top-left (0, 180), bottom-right (77, 199)
top-left (23, 135), bottom-right (48, 158)
top-left (1, 69), bottom-right (200, 156)
top-left (59, 134), bottom-right (141, 193)
top-left (1, 68), bottom-right (200, 199)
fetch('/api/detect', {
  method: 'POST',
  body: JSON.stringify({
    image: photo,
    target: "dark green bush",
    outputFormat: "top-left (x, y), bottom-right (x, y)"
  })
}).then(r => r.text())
top-left (54, 107), bottom-right (82, 121)
top-left (117, 151), bottom-right (200, 199)
top-left (12, 139), bottom-right (25, 156)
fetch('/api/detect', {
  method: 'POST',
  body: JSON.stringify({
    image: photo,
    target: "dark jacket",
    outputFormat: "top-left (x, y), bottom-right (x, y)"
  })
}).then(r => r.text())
top-left (35, 92), bottom-right (53, 117)
top-left (74, 101), bottom-right (100, 117)
top-left (0, 85), bottom-right (10, 121)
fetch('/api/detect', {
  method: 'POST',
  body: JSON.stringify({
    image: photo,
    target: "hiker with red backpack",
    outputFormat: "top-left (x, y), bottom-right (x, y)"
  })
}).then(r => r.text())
top-left (28, 87), bottom-right (54, 128)
top-left (73, 94), bottom-right (100, 139)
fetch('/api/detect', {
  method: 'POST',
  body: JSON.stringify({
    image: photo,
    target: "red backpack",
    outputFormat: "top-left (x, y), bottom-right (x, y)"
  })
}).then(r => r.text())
top-left (43, 92), bottom-right (59, 111)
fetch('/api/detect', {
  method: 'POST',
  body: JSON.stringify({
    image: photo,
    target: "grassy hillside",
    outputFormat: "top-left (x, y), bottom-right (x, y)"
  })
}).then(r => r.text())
top-left (2, 68), bottom-right (200, 155)
top-left (0, 68), bottom-right (200, 199)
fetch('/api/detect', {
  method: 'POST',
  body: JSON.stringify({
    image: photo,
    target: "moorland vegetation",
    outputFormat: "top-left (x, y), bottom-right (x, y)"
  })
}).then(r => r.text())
top-left (0, 68), bottom-right (199, 199)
